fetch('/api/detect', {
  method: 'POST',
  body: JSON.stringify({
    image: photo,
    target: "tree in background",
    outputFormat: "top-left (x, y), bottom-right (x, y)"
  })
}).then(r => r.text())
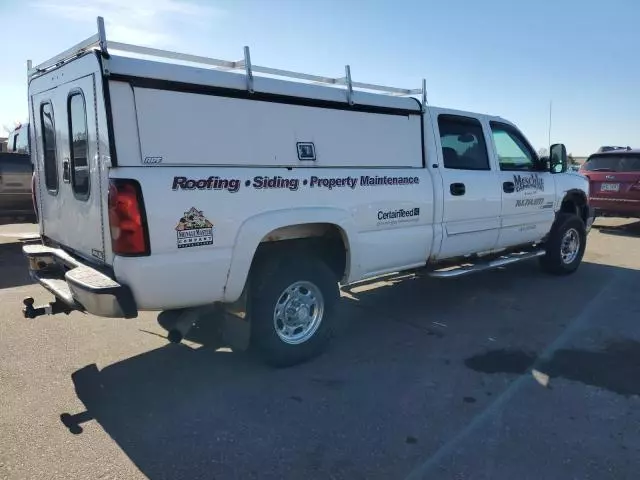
top-left (568, 154), bottom-right (576, 165)
top-left (538, 147), bottom-right (549, 157)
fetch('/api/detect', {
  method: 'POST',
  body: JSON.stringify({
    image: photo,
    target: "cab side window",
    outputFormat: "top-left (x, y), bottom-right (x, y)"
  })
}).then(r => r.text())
top-left (438, 115), bottom-right (490, 170)
top-left (67, 91), bottom-right (90, 198)
top-left (9, 132), bottom-right (17, 152)
top-left (15, 128), bottom-right (29, 154)
top-left (490, 122), bottom-right (537, 171)
top-left (40, 102), bottom-right (58, 192)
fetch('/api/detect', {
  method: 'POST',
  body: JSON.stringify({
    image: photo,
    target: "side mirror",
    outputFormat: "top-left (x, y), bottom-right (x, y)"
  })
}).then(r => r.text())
top-left (550, 143), bottom-right (567, 174)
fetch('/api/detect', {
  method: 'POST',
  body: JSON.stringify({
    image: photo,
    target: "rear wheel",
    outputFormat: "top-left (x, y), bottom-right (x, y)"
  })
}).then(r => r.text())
top-left (539, 213), bottom-right (586, 275)
top-left (249, 253), bottom-right (339, 367)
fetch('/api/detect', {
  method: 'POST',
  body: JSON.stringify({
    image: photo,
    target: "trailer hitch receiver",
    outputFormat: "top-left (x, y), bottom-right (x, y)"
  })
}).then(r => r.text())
top-left (23, 297), bottom-right (73, 319)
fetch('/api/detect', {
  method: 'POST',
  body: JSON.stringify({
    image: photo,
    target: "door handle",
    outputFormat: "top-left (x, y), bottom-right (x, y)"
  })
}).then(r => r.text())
top-left (503, 181), bottom-right (515, 193)
top-left (62, 159), bottom-right (70, 183)
top-left (450, 182), bottom-right (466, 196)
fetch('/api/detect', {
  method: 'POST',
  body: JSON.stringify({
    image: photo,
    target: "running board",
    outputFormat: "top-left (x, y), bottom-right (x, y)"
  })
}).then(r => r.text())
top-left (428, 250), bottom-right (545, 278)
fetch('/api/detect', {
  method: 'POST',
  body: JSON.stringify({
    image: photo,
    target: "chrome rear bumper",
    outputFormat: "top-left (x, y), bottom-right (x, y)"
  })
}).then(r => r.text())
top-left (23, 244), bottom-right (137, 318)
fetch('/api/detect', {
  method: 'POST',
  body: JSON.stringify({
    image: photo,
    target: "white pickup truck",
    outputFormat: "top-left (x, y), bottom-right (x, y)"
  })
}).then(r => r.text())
top-left (22, 18), bottom-right (593, 366)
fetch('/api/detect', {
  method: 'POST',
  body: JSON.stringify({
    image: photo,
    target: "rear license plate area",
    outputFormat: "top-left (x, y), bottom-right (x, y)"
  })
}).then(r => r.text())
top-left (600, 183), bottom-right (620, 192)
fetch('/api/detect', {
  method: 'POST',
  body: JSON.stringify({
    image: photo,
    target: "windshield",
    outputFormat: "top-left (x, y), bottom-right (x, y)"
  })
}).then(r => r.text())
top-left (582, 154), bottom-right (640, 172)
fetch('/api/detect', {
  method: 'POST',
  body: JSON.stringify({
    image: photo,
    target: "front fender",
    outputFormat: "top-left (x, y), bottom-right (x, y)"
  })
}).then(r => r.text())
top-left (223, 207), bottom-right (355, 302)
top-left (555, 172), bottom-right (589, 204)
top-left (554, 172), bottom-right (594, 232)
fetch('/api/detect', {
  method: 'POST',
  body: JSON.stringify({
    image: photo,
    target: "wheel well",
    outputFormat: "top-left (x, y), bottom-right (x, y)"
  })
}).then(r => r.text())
top-left (254, 223), bottom-right (349, 281)
top-left (560, 191), bottom-right (588, 224)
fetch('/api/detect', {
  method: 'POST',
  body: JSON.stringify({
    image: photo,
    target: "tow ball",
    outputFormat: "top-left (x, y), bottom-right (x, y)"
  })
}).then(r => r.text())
top-left (23, 297), bottom-right (73, 319)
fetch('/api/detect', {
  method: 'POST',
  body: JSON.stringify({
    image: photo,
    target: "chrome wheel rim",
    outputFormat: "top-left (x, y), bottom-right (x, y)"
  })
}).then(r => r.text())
top-left (561, 228), bottom-right (580, 264)
top-left (273, 281), bottom-right (324, 345)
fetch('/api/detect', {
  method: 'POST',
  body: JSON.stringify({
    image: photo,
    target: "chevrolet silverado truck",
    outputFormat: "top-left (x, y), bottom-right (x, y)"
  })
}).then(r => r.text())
top-left (21, 17), bottom-right (593, 366)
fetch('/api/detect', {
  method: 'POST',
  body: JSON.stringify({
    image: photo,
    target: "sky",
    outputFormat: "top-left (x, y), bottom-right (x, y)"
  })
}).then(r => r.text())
top-left (0, 0), bottom-right (638, 156)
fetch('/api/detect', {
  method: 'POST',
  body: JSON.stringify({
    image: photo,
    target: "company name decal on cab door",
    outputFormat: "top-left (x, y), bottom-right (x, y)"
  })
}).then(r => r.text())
top-left (515, 198), bottom-right (544, 207)
top-left (175, 207), bottom-right (214, 248)
top-left (513, 174), bottom-right (544, 193)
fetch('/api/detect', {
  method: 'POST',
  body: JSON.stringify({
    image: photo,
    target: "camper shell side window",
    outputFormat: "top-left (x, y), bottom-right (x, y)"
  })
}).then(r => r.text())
top-left (40, 101), bottom-right (58, 193)
top-left (67, 90), bottom-right (90, 199)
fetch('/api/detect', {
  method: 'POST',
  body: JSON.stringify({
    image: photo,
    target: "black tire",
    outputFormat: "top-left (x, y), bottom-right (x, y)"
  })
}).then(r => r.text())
top-left (539, 213), bottom-right (586, 275)
top-left (249, 253), bottom-right (339, 367)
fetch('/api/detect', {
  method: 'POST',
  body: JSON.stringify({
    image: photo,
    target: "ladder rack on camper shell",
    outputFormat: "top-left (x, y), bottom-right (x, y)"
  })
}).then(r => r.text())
top-left (27, 16), bottom-right (427, 110)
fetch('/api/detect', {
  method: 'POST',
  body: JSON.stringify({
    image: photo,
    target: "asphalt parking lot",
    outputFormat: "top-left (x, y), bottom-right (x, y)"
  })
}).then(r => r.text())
top-left (1, 218), bottom-right (639, 480)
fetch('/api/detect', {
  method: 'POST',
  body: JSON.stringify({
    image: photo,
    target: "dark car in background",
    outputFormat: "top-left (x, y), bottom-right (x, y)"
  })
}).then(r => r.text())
top-left (580, 149), bottom-right (640, 218)
top-left (0, 152), bottom-right (34, 220)
top-left (1, 123), bottom-right (35, 221)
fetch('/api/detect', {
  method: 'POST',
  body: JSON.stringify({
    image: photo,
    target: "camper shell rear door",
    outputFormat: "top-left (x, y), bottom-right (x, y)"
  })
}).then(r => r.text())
top-left (30, 52), bottom-right (110, 264)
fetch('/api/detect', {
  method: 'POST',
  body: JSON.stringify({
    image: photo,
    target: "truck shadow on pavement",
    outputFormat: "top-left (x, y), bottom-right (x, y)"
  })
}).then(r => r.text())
top-left (59, 260), bottom-right (640, 480)
top-left (465, 339), bottom-right (640, 397)
top-left (0, 242), bottom-right (34, 289)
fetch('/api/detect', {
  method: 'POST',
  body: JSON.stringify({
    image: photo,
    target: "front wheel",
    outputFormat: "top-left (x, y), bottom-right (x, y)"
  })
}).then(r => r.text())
top-left (249, 253), bottom-right (339, 367)
top-left (539, 213), bottom-right (586, 275)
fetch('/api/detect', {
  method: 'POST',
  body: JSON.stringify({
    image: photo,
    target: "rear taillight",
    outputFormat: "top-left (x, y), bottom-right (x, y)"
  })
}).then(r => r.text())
top-left (108, 179), bottom-right (149, 256)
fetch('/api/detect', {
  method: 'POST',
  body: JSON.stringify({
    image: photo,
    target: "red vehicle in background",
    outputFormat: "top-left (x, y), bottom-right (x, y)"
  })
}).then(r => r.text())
top-left (580, 149), bottom-right (640, 218)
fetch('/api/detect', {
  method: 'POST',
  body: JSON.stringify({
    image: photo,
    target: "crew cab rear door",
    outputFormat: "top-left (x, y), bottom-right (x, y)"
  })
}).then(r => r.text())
top-left (431, 111), bottom-right (502, 258)
top-left (32, 72), bottom-right (106, 263)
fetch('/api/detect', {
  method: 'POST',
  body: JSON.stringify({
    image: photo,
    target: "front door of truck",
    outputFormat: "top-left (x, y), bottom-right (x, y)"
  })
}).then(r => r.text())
top-left (31, 73), bottom-right (106, 263)
top-left (489, 122), bottom-right (556, 248)
top-left (432, 112), bottom-right (502, 259)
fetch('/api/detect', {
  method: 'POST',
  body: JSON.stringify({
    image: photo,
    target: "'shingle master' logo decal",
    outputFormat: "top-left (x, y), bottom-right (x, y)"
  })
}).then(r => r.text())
top-left (175, 207), bottom-right (214, 248)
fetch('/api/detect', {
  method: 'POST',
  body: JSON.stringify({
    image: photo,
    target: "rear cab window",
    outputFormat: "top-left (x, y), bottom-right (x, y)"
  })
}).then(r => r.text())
top-left (15, 128), bottom-right (29, 154)
top-left (582, 154), bottom-right (640, 172)
top-left (9, 132), bottom-right (17, 152)
top-left (40, 102), bottom-right (58, 192)
top-left (438, 115), bottom-right (490, 170)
